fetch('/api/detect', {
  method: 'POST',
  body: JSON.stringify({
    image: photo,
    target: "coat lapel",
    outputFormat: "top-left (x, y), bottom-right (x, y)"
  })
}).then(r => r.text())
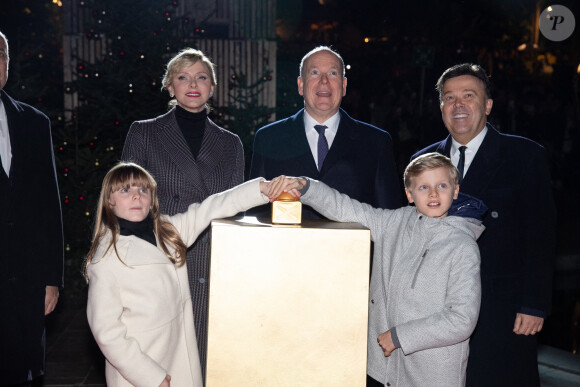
top-left (92, 234), bottom-right (173, 266)
top-left (437, 137), bottom-right (451, 156)
top-left (154, 109), bottom-right (208, 196)
top-left (122, 236), bottom-right (174, 266)
top-left (1, 91), bottom-right (23, 183)
top-left (292, 110), bottom-right (319, 176)
top-left (319, 109), bottom-right (351, 175)
top-left (460, 125), bottom-right (503, 196)
top-left (194, 118), bottom-right (226, 186)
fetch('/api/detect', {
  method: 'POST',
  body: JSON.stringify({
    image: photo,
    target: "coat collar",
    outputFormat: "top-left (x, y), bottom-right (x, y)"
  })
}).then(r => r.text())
top-left (92, 233), bottom-right (174, 266)
top-left (0, 91), bottom-right (14, 179)
top-left (1, 90), bottom-right (23, 145)
top-left (0, 90), bottom-right (20, 116)
top-left (1, 90), bottom-right (35, 181)
top-left (460, 124), bottom-right (502, 196)
top-left (288, 109), bottom-right (319, 176)
top-left (154, 108), bottom-right (228, 197)
top-left (440, 123), bottom-right (503, 197)
top-left (320, 108), bottom-right (357, 174)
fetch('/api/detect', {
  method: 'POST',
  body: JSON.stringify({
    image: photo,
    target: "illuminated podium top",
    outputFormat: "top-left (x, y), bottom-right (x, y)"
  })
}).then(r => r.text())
top-left (206, 217), bottom-right (371, 386)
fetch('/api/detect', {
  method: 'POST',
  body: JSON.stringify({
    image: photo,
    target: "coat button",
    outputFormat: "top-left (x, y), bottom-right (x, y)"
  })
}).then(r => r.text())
top-left (491, 211), bottom-right (499, 219)
top-left (371, 299), bottom-right (375, 304)
top-left (199, 278), bottom-right (206, 284)
top-left (419, 215), bottom-right (423, 220)
top-left (173, 194), bottom-right (180, 201)
top-left (386, 383), bottom-right (391, 386)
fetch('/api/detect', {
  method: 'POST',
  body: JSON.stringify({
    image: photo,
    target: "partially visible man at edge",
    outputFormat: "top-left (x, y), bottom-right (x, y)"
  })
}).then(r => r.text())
top-left (413, 63), bottom-right (556, 387)
top-left (0, 30), bottom-right (64, 386)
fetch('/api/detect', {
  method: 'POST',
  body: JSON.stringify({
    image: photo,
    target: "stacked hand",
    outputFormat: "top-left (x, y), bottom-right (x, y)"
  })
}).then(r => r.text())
top-left (260, 176), bottom-right (307, 202)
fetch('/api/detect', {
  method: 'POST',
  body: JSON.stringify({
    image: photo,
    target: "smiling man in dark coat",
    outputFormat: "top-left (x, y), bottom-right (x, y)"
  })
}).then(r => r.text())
top-left (0, 31), bottom-right (64, 385)
top-left (412, 63), bottom-right (556, 387)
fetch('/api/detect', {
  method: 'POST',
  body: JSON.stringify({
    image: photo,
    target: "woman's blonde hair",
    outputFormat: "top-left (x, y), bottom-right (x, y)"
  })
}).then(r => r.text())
top-left (161, 48), bottom-right (217, 112)
top-left (83, 162), bottom-right (187, 281)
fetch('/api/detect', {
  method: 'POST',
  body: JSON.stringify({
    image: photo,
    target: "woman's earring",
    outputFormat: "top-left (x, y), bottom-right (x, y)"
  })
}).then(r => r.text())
top-left (209, 92), bottom-right (214, 98)
top-left (170, 93), bottom-right (174, 98)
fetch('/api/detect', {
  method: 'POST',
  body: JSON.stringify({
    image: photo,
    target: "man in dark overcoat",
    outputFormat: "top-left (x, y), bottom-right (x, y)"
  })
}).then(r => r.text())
top-left (413, 63), bottom-right (556, 387)
top-left (0, 31), bottom-right (64, 385)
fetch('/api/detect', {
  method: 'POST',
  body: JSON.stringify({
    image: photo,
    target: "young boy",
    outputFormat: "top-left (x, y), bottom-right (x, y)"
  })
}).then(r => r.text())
top-left (276, 152), bottom-right (486, 386)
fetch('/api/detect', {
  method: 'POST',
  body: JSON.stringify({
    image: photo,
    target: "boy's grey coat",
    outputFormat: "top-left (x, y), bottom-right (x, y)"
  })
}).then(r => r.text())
top-left (413, 124), bottom-right (556, 386)
top-left (302, 180), bottom-right (483, 387)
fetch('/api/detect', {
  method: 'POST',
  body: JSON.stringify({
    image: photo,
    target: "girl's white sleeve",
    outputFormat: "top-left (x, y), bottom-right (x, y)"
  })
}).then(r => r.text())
top-left (168, 178), bottom-right (269, 247)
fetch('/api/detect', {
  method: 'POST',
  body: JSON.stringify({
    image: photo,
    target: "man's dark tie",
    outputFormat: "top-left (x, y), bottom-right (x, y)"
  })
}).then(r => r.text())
top-left (314, 125), bottom-right (328, 171)
top-left (457, 145), bottom-right (467, 184)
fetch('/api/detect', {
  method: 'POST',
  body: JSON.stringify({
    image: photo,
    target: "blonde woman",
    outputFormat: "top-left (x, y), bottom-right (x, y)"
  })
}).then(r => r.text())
top-left (122, 48), bottom-right (244, 376)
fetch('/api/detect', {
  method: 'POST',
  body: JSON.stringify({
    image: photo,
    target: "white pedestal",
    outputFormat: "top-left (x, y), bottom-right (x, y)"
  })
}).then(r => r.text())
top-left (206, 217), bottom-right (371, 386)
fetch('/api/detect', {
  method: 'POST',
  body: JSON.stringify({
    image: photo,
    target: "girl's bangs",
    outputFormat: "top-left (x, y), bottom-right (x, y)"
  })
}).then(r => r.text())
top-left (109, 168), bottom-right (154, 192)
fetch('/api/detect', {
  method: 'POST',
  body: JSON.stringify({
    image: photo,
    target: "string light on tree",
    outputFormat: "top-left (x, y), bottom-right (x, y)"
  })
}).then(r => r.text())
top-left (55, 0), bottom-right (208, 302)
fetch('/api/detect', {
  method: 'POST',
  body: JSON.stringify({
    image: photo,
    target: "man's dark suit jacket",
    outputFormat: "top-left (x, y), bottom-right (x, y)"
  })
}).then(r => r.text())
top-left (0, 90), bottom-right (64, 384)
top-left (249, 108), bottom-right (402, 218)
top-left (413, 124), bottom-right (556, 387)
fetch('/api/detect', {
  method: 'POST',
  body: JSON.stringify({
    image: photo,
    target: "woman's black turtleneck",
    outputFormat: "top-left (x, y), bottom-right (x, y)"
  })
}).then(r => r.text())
top-left (175, 105), bottom-right (206, 160)
top-left (117, 216), bottom-right (157, 247)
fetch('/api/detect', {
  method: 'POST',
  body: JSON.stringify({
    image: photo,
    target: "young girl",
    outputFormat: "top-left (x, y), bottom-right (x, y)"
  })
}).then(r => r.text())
top-left (85, 162), bottom-right (278, 387)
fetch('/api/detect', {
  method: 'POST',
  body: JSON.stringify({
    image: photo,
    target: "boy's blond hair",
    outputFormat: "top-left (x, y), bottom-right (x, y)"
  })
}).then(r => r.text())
top-left (404, 153), bottom-right (459, 189)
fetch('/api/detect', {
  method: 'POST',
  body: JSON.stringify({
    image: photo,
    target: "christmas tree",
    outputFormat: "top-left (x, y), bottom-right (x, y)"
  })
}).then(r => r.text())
top-left (56, 0), bottom-right (275, 302)
top-left (211, 69), bottom-right (275, 174)
top-left (55, 0), bottom-right (184, 301)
